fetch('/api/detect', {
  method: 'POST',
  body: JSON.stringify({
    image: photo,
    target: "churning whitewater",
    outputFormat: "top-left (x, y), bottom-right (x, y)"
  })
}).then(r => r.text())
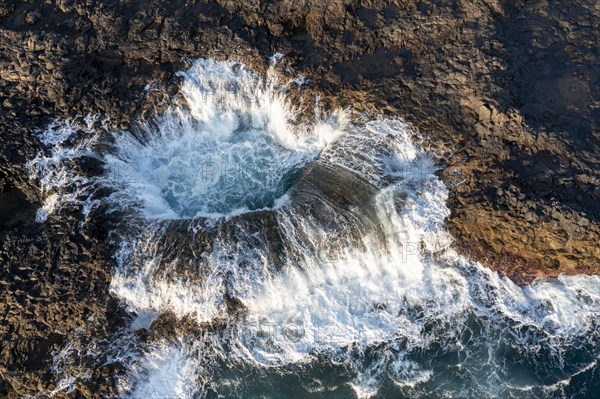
top-left (29, 59), bottom-right (599, 398)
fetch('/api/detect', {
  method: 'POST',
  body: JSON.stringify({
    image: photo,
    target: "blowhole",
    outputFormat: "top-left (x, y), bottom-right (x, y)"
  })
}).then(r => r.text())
top-left (104, 59), bottom-right (327, 219)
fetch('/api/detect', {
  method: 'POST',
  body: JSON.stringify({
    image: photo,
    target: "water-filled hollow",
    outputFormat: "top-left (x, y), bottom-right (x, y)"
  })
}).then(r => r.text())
top-left (104, 59), bottom-right (327, 219)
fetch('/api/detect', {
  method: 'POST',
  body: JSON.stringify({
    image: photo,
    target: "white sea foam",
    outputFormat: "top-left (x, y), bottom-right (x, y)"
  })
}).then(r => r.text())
top-left (27, 119), bottom-right (100, 222)
top-left (117, 342), bottom-right (198, 399)
top-left (102, 59), bottom-right (342, 219)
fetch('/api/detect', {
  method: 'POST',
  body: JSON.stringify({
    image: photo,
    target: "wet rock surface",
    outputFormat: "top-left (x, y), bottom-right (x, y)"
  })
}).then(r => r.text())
top-left (0, 0), bottom-right (598, 396)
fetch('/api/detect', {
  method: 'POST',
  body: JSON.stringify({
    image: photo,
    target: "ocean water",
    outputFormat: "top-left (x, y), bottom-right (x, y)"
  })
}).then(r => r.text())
top-left (28, 58), bottom-right (600, 398)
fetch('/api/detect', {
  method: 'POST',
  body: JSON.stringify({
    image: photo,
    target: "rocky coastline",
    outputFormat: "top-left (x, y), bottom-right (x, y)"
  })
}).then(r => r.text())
top-left (0, 0), bottom-right (598, 396)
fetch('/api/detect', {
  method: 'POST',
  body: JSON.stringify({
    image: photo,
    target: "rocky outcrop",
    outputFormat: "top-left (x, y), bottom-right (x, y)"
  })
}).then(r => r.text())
top-left (0, 0), bottom-right (598, 396)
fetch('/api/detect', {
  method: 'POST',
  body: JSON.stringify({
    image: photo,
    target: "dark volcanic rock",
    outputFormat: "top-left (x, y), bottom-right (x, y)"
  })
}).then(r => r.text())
top-left (0, 0), bottom-right (598, 396)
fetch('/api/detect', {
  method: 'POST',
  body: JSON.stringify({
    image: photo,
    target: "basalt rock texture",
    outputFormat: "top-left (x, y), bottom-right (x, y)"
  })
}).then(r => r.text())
top-left (0, 0), bottom-right (598, 396)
